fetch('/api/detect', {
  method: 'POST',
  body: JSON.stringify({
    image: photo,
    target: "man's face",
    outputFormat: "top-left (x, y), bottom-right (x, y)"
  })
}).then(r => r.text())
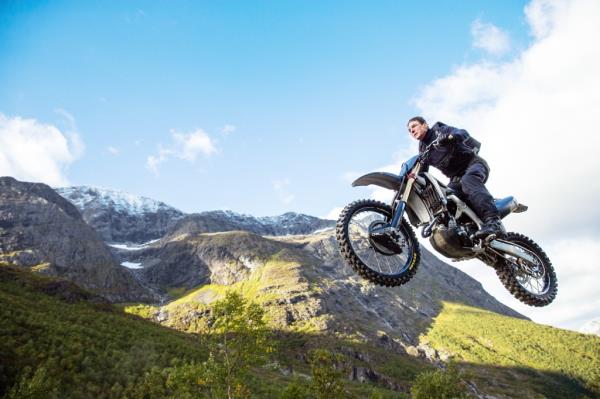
top-left (407, 120), bottom-right (428, 141)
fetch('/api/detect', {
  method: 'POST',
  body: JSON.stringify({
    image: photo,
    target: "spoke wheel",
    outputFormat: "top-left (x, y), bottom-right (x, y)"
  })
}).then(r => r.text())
top-left (336, 199), bottom-right (420, 286)
top-left (494, 232), bottom-right (558, 306)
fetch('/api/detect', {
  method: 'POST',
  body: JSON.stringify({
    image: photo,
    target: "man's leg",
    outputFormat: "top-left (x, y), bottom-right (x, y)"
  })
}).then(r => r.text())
top-left (460, 161), bottom-right (505, 237)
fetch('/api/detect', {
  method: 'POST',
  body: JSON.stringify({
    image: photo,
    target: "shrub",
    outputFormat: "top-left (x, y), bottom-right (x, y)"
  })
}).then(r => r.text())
top-left (410, 364), bottom-right (469, 399)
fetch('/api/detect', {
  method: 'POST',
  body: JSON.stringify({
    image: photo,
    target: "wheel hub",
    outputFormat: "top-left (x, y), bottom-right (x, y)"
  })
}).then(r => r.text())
top-left (368, 221), bottom-right (404, 255)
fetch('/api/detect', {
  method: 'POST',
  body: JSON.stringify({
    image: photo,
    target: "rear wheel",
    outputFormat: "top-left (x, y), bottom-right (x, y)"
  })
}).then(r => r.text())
top-left (336, 199), bottom-right (420, 286)
top-left (493, 232), bottom-right (557, 306)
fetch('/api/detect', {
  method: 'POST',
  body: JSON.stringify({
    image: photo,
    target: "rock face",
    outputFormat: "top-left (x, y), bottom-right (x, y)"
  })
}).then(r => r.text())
top-left (0, 177), bottom-right (155, 302)
top-left (55, 186), bottom-right (184, 243)
top-left (166, 210), bottom-right (335, 238)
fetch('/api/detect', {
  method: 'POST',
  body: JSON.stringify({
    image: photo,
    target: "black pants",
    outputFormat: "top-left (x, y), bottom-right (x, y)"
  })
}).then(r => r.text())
top-left (448, 157), bottom-right (499, 221)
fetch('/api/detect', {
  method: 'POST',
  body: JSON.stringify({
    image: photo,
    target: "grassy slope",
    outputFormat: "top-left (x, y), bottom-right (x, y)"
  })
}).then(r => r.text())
top-left (5, 257), bottom-right (599, 399)
top-left (420, 302), bottom-right (600, 398)
top-left (0, 265), bottom-right (207, 398)
top-left (0, 265), bottom-right (428, 398)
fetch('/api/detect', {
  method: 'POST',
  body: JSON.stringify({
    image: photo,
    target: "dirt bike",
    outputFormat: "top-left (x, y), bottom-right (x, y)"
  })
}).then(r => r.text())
top-left (336, 135), bottom-right (557, 306)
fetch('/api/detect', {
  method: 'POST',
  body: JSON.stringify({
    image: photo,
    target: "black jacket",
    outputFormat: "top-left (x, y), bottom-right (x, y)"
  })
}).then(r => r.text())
top-left (419, 122), bottom-right (476, 178)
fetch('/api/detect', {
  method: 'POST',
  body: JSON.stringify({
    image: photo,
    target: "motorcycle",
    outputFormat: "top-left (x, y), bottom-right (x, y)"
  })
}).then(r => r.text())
top-left (336, 135), bottom-right (557, 307)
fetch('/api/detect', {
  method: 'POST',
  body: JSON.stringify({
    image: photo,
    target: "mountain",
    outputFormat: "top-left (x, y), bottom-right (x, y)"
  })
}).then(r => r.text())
top-left (55, 186), bottom-right (334, 243)
top-left (55, 186), bottom-right (185, 243)
top-left (121, 228), bottom-right (524, 345)
top-left (2, 178), bottom-right (599, 397)
top-left (0, 177), bottom-right (155, 302)
top-left (165, 210), bottom-right (335, 238)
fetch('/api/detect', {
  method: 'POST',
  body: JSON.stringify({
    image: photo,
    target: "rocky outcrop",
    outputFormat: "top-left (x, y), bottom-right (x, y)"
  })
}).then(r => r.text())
top-left (56, 186), bottom-right (184, 243)
top-left (122, 231), bottom-right (290, 291)
top-left (0, 177), bottom-right (155, 302)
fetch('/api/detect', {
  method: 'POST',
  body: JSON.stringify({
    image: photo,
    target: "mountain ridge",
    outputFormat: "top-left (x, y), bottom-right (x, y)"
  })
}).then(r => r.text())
top-left (0, 177), bottom-right (155, 302)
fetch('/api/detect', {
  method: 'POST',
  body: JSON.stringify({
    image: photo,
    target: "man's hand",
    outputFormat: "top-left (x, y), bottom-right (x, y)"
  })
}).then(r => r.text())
top-left (438, 133), bottom-right (454, 145)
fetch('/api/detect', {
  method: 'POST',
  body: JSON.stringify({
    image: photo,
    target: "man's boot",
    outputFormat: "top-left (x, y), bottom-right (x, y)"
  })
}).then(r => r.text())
top-left (474, 217), bottom-right (505, 239)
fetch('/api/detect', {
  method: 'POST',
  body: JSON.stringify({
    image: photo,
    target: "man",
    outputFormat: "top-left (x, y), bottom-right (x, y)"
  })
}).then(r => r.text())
top-left (406, 116), bottom-right (504, 238)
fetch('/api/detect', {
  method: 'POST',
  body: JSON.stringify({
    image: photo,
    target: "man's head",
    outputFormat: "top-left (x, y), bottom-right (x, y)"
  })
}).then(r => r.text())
top-left (407, 116), bottom-right (428, 141)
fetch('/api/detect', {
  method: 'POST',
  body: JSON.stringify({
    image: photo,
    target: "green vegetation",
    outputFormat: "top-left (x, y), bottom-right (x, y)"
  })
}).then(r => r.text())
top-left (307, 349), bottom-right (346, 398)
top-left (0, 265), bottom-right (206, 398)
top-left (0, 265), bottom-right (419, 398)
top-left (4, 263), bottom-right (598, 399)
top-left (410, 363), bottom-right (469, 399)
top-left (204, 291), bottom-right (274, 397)
top-left (420, 302), bottom-right (600, 398)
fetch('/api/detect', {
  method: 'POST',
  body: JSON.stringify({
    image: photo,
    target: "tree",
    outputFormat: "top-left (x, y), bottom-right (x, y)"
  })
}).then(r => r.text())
top-left (6, 366), bottom-right (60, 399)
top-left (205, 290), bottom-right (274, 399)
top-left (308, 349), bottom-right (346, 399)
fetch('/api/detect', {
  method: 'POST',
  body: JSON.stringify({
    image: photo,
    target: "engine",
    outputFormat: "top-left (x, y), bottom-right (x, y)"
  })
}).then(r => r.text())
top-left (429, 224), bottom-right (474, 259)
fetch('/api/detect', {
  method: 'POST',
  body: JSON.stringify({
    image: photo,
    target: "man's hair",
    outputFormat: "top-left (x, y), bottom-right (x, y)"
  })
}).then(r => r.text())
top-left (407, 116), bottom-right (427, 126)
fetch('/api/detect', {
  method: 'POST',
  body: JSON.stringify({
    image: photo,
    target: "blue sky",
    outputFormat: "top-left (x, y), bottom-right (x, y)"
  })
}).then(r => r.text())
top-left (3, 0), bottom-right (600, 331)
top-left (0, 0), bottom-right (529, 216)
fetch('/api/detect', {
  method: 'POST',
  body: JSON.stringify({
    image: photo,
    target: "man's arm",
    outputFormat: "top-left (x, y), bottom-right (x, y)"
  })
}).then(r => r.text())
top-left (436, 123), bottom-right (468, 141)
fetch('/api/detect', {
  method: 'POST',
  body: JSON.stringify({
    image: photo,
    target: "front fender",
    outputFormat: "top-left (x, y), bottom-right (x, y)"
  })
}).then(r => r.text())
top-left (352, 172), bottom-right (402, 191)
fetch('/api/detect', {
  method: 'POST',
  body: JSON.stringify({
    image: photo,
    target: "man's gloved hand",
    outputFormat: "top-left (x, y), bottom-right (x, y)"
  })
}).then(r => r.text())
top-left (438, 133), bottom-right (454, 146)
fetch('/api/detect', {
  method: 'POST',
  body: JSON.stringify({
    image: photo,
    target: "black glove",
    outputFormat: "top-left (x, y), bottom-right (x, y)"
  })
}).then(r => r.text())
top-left (438, 133), bottom-right (454, 146)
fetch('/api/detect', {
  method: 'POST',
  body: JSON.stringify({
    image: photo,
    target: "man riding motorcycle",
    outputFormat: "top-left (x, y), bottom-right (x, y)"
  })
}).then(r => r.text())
top-left (406, 116), bottom-right (504, 239)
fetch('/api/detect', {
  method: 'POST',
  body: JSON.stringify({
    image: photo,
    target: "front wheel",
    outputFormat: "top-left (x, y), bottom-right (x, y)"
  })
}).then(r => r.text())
top-left (493, 232), bottom-right (558, 307)
top-left (336, 199), bottom-right (420, 286)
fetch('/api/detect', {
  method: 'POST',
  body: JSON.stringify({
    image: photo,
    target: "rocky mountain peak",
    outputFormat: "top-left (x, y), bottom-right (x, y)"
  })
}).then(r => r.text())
top-left (56, 185), bottom-right (185, 243)
top-left (0, 177), bottom-right (155, 302)
top-left (56, 186), bottom-right (180, 215)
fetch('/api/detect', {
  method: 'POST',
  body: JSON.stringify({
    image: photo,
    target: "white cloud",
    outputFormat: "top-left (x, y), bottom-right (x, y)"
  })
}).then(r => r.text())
top-left (172, 129), bottom-right (216, 161)
top-left (146, 146), bottom-right (173, 176)
top-left (54, 108), bottom-right (85, 158)
top-left (221, 124), bottom-right (236, 135)
top-left (0, 112), bottom-right (83, 186)
top-left (273, 178), bottom-right (295, 205)
top-left (471, 19), bottom-right (511, 55)
top-left (146, 128), bottom-right (217, 175)
top-left (408, 0), bottom-right (600, 330)
top-left (107, 146), bottom-right (119, 155)
top-left (324, 207), bottom-right (343, 221)
top-left (525, 0), bottom-right (571, 39)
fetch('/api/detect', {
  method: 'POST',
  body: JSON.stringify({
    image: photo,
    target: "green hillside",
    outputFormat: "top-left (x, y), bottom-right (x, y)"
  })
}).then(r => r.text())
top-left (0, 265), bottom-right (429, 398)
top-left (420, 302), bottom-right (600, 398)
top-left (0, 265), bottom-right (207, 398)
top-left (3, 264), bottom-right (599, 399)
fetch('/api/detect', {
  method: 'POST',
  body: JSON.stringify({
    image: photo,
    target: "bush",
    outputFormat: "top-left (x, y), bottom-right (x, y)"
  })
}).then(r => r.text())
top-left (308, 349), bottom-right (346, 399)
top-left (281, 379), bottom-right (312, 399)
top-left (410, 364), bottom-right (469, 399)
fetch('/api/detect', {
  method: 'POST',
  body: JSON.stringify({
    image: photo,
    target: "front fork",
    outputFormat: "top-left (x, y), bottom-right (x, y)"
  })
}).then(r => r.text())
top-left (390, 163), bottom-right (422, 229)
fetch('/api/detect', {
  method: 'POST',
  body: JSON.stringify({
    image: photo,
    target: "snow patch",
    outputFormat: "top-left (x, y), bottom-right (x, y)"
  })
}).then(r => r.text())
top-left (56, 186), bottom-right (180, 215)
top-left (312, 227), bottom-right (334, 234)
top-left (121, 261), bottom-right (143, 269)
top-left (108, 239), bottom-right (160, 251)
